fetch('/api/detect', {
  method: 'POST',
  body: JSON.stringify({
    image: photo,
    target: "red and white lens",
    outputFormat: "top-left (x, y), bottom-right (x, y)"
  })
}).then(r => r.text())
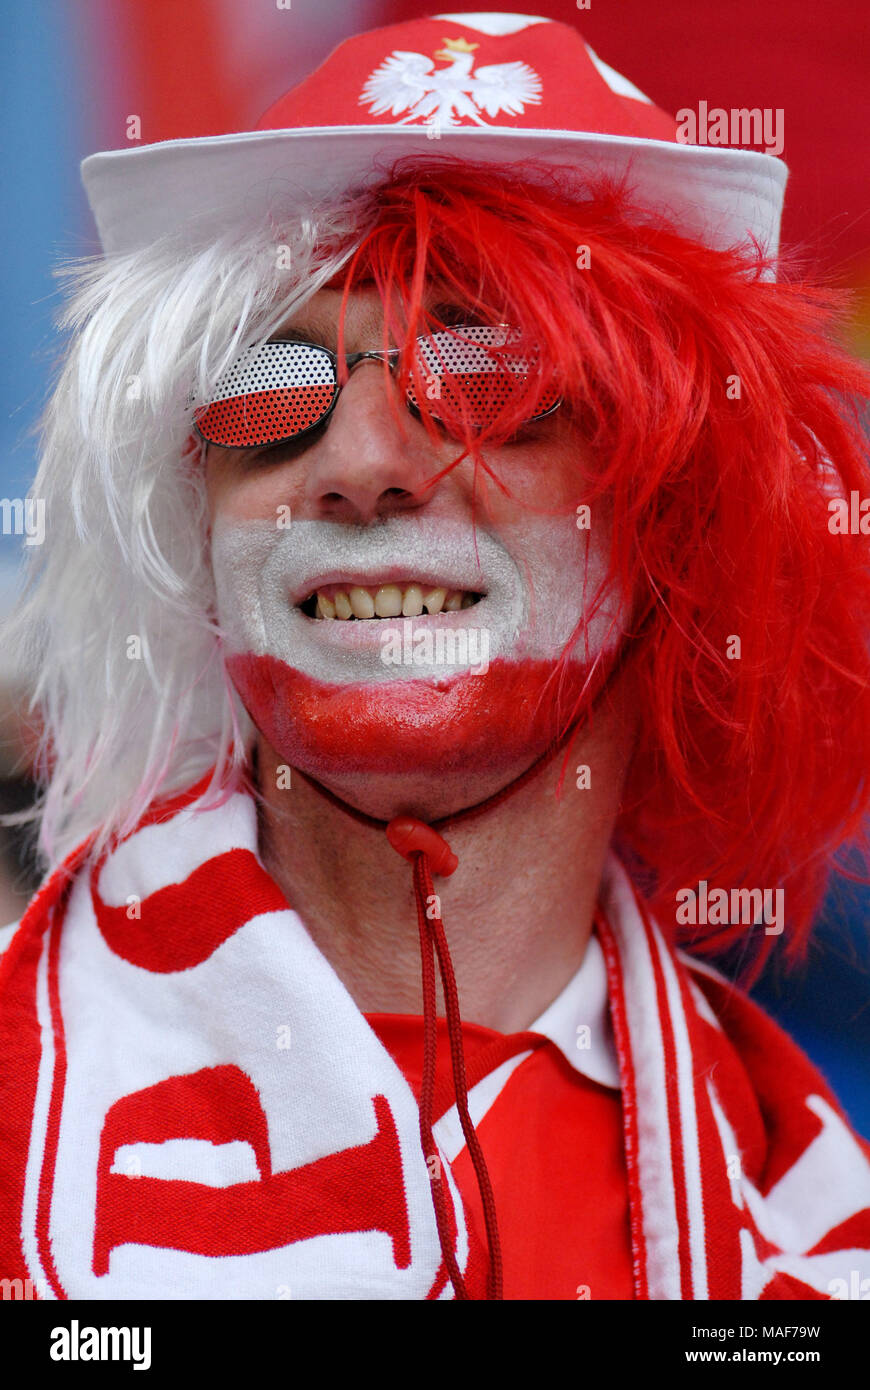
top-left (406, 325), bottom-right (560, 432)
top-left (195, 341), bottom-right (337, 448)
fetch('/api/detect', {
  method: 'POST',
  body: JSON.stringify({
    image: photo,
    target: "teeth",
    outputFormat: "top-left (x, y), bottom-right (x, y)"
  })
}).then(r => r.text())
top-left (348, 586), bottom-right (375, 619)
top-left (374, 584), bottom-right (403, 618)
top-left (402, 584), bottom-right (424, 617)
top-left (423, 587), bottom-right (446, 614)
top-left (309, 583), bottom-right (480, 619)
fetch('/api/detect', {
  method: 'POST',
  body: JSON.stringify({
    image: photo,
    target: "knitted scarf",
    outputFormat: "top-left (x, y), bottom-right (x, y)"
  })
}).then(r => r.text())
top-left (1, 776), bottom-right (868, 1299)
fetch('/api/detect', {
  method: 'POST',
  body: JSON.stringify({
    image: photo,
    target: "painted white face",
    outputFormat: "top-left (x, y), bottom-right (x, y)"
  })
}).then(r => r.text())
top-left (211, 511), bottom-right (621, 686)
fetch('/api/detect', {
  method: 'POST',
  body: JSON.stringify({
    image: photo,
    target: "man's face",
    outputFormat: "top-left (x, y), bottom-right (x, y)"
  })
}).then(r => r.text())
top-left (204, 287), bottom-right (626, 820)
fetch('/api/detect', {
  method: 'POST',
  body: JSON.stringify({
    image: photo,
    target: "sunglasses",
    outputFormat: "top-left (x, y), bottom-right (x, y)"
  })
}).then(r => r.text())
top-left (193, 324), bottom-right (561, 450)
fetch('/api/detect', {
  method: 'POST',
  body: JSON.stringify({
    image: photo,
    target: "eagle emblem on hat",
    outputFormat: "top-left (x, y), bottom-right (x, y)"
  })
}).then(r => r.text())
top-left (360, 36), bottom-right (542, 128)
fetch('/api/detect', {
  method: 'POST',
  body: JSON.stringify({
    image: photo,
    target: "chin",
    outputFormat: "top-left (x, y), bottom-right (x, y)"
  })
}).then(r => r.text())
top-left (228, 651), bottom-right (598, 798)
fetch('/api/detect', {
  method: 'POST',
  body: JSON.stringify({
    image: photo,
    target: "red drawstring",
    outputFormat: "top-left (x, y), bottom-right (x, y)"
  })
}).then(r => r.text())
top-left (388, 820), bottom-right (503, 1300)
top-left (408, 845), bottom-right (476, 1298)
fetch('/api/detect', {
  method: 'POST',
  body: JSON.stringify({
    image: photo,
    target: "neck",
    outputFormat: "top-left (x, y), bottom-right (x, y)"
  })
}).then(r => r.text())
top-left (254, 683), bottom-right (635, 1033)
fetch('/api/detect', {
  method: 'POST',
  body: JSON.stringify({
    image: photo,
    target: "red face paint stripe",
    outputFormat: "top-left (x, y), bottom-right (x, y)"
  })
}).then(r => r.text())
top-left (226, 653), bottom-right (595, 780)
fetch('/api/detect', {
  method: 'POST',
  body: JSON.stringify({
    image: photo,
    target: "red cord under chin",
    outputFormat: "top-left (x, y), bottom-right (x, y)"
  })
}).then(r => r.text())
top-left (386, 818), bottom-right (459, 876)
top-left (386, 821), bottom-right (503, 1301)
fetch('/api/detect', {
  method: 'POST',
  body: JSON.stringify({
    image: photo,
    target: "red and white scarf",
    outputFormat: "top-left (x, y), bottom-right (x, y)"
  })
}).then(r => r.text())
top-left (1, 777), bottom-right (868, 1300)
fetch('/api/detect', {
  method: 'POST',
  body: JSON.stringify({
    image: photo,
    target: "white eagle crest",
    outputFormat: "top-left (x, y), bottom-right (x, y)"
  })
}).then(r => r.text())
top-left (360, 37), bottom-right (542, 129)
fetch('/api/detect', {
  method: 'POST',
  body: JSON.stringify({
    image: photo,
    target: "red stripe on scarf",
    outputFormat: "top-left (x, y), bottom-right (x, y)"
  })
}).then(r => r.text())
top-left (595, 912), bottom-right (650, 1301)
top-left (36, 911), bottom-right (69, 1298)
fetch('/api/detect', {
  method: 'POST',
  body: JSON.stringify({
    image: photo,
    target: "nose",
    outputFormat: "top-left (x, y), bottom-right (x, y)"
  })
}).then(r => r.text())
top-left (301, 359), bottom-right (436, 524)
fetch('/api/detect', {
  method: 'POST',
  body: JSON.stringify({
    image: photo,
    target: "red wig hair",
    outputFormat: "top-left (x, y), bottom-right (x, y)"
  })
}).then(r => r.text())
top-left (329, 157), bottom-right (870, 973)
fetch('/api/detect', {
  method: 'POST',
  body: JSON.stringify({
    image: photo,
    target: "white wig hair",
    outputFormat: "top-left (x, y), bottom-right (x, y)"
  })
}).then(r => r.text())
top-left (6, 188), bottom-right (379, 869)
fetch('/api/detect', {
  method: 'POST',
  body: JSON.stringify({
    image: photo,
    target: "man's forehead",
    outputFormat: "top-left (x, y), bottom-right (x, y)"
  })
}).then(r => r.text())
top-left (272, 287), bottom-right (378, 346)
top-left (271, 285), bottom-right (477, 347)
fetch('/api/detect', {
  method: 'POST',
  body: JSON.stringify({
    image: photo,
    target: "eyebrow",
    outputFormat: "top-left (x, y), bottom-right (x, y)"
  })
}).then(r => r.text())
top-left (429, 301), bottom-right (482, 326)
top-left (268, 325), bottom-right (333, 347)
top-left (268, 300), bottom-right (489, 348)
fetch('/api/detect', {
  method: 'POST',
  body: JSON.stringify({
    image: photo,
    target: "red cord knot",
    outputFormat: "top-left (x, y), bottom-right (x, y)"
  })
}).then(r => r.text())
top-left (385, 817), bottom-right (459, 876)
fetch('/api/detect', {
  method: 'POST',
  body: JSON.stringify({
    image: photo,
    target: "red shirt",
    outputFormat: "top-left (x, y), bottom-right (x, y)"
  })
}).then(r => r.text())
top-left (365, 1011), bottom-right (635, 1299)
